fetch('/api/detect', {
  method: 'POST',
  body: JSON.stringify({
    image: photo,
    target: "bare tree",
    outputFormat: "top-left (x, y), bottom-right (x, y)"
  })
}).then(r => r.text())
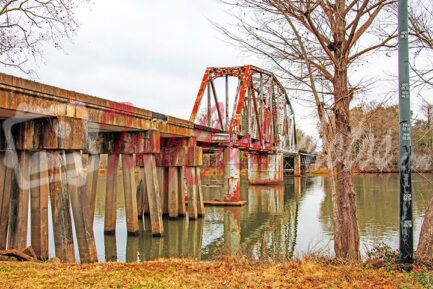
top-left (0, 0), bottom-right (90, 76)
top-left (217, 0), bottom-right (396, 260)
top-left (408, 1), bottom-right (433, 90)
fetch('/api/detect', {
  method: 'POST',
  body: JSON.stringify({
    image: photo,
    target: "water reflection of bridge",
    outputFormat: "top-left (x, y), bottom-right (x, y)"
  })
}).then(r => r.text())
top-left (99, 176), bottom-right (315, 262)
top-left (200, 178), bottom-right (304, 262)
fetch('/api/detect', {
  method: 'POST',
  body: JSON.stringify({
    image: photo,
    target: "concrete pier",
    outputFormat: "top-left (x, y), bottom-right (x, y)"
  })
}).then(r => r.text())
top-left (248, 153), bottom-right (284, 184)
top-left (223, 147), bottom-right (241, 202)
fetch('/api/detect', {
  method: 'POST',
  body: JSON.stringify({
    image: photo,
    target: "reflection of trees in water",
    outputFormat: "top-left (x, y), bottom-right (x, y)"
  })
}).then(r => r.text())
top-left (319, 174), bottom-right (433, 248)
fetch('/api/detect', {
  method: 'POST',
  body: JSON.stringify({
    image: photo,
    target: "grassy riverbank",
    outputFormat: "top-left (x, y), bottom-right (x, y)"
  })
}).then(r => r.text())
top-left (0, 256), bottom-right (432, 288)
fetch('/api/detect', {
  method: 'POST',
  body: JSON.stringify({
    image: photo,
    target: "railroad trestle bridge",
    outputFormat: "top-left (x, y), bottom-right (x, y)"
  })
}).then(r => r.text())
top-left (0, 65), bottom-right (315, 263)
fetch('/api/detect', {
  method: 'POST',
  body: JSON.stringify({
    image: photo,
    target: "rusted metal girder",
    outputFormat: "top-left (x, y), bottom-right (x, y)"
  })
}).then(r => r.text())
top-left (190, 65), bottom-right (297, 154)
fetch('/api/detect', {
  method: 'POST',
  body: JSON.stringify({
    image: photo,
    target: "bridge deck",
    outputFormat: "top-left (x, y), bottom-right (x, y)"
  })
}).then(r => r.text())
top-left (0, 73), bottom-right (193, 137)
top-left (0, 72), bottom-right (304, 155)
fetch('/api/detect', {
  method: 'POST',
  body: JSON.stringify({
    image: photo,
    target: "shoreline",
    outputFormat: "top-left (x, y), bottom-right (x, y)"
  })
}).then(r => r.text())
top-left (0, 256), bottom-right (431, 288)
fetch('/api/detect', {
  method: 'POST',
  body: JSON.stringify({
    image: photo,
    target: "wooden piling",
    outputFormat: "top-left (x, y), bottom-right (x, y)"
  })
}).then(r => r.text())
top-left (136, 179), bottom-right (144, 217)
top-left (8, 150), bottom-right (30, 251)
top-left (177, 167), bottom-right (186, 216)
top-left (142, 154), bottom-right (164, 236)
top-left (66, 151), bottom-right (98, 263)
top-left (137, 170), bottom-right (149, 217)
top-left (30, 151), bottom-right (49, 260)
top-left (48, 150), bottom-right (75, 263)
top-left (0, 152), bottom-right (13, 250)
top-left (196, 167), bottom-right (205, 217)
top-left (294, 154), bottom-right (301, 177)
top-left (185, 166), bottom-right (198, 220)
top-left (168, 167), bottom-right (179, 219)
top-left (122, 154), bottom-right (139, 235)
top-left (85, 153), bottom-right (99, 227)
top-left (104, 153), bottom-right (119, 234)
top-left (157, 167), bottom-right (168, 215)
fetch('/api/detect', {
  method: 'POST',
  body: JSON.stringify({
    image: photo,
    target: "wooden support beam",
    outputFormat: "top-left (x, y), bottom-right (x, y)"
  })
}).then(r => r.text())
top-left (196, 167), bottom-right (205, 217)
top-left (136, 166), bottom-right (150, 217)
top-left (185, 166), bottom-right (198, 220)
top-left (294, 154), bottom-right (301, 177)
top-left (66, 151), bottom-right (98, 263)
top-left (30, 151), bottom-right (49, 260)
top-left (122, 154), bottom-right (139, 235)
top-left (0, 152), bottom-right (13, 250)
top-left (14, 117), bottom-right (87, 150)
top-left (48, 150), bottom-right (75, 263)
top-left (157, 167), bottom-right (168, 215)
top-left (177, 167), bottom-right (186, 217)
top-left (185, 166), bottom-right (205, 220)
top-left (85, 153), bottom-right (99, 227)
top-left (95, 130), bottom-right (160, 155)
top-left (168, 167), bottom-right (179, 218)
top-left (142, 154), bottom-right (164, 237)
top-left (142, 178), bottom-right (150, 215)
top-left (104, 153), bottom-right (119, 234)
top-left (8, 150), bottom-right (30, 251)
top-left (136, 179), bottom-right (143, 218)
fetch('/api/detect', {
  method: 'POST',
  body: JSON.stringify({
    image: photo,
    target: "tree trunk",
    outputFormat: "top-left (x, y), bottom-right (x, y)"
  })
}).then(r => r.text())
top-left (416, 193), bottom-right (433, 259)
top-left (332, 69), bottom-right (360, 261)
top-left (330, 0), bottom-right (360, 261)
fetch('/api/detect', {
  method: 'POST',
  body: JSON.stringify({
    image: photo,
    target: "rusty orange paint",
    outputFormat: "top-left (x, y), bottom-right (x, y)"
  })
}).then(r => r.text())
top-left (189, 68), bottom-right (210, 123)
top-left (230, 65), bottom-right (251, 132)
top-left (189, 65), bottom-right (297, 154)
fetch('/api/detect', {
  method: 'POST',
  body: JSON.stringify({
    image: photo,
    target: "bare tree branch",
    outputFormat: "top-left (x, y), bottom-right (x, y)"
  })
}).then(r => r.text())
top-left (0, 0), bottom-right (91, 76)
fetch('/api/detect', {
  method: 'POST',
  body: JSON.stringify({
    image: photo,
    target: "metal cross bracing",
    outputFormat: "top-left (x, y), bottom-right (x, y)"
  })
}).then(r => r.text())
top-left (190, 65), bottom-right (297, 154)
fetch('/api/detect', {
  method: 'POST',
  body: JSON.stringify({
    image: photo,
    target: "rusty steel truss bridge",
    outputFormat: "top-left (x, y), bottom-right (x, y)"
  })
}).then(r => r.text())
top-left (0, 65), bottom-right (315, 263)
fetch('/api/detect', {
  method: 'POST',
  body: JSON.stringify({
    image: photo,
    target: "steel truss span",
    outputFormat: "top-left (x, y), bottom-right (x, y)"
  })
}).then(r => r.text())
top-left (190, 65), bottom-right (297, 154)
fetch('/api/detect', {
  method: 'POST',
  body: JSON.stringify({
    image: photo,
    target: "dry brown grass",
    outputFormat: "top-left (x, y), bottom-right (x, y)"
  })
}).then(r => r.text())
top-left (0, 256), bottom-right (430, 288)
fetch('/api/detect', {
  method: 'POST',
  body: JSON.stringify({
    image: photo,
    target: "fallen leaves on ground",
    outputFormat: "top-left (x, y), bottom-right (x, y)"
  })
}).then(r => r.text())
top-left (0, 256), bottom-right (430, 288)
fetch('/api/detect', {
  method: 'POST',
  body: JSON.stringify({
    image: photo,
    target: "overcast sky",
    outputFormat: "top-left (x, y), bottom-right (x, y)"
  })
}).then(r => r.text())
top-left (6, 0), bottom-right (428, 140)
top-left (37, 0), bottom-right (252, 116)
top-left (2, 0), bottom-right (322, 136)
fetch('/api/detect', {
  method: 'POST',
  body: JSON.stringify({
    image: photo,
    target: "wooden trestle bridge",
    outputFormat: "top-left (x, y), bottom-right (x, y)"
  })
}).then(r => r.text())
top-left (0, 65), bottom-right (315, 263)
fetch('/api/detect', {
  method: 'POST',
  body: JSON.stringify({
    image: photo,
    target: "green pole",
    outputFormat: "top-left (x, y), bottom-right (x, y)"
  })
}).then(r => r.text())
top-left (398, 0), bottom-right (413, 264)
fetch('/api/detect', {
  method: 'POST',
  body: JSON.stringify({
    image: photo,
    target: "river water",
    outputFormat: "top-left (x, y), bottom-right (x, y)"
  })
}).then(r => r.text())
top-left (57, 173), bottom-right (433, 262)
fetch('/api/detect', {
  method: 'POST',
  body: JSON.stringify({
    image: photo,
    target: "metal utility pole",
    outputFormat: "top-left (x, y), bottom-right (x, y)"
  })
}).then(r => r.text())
top-left (398, 0), bottom-right (413, 264)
